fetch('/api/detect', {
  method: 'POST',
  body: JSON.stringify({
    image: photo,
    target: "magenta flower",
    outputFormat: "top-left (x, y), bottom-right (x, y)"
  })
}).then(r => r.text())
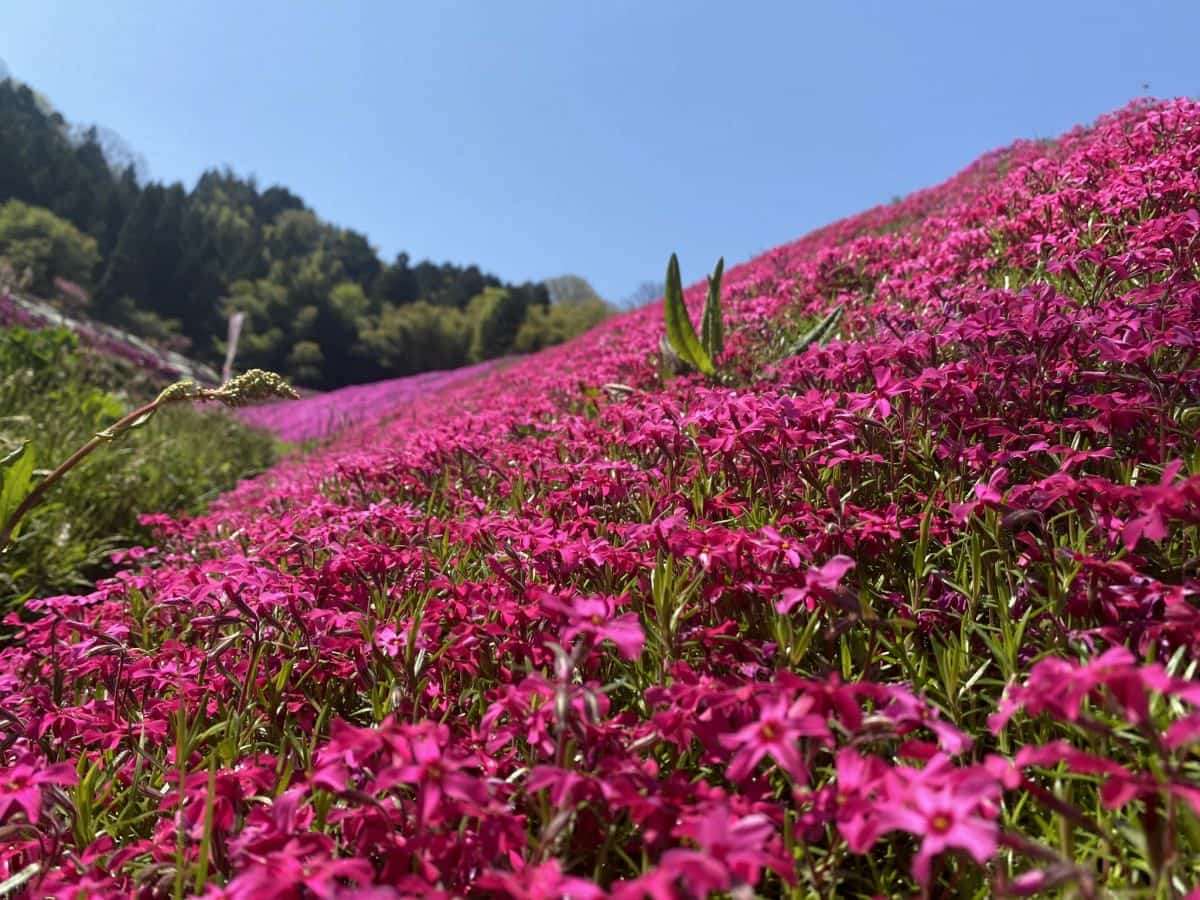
top-left (987, 647), bottom-right (1197, 734)
top-left (219, 847), bottom-right (375, 899)
top-left (833, 755), bottom-right (1003, 885)
top-left (833, 748), bottom-right (888, 853)
top-left (674, 805), bottom-right (791, 888)
top-left (719, 694), bottom-right (830, 783)
top-left (757, 525), bottom-right (807, 568)
top-left (383, 726), bottom-right (488, 824)
top-left (878, 781), bottom-right (999, 884)
top-left (6, 96), bottom-right (1200, 897)
top-left (0, 759), bottom-right (75, 825)
top-left (542, 591), bottom-right (645, 660)
top-left (477, 859), bottom-right (606, 900)
top-left (777, 555), bottom-right (856, 614)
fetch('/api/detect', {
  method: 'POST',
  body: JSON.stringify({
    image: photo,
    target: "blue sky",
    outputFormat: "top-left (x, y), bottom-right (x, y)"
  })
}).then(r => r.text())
top-left (3, 1), bottom-right (1197, 301)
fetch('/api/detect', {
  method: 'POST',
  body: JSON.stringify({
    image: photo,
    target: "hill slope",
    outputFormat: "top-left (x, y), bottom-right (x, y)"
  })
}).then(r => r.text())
top-left (3, 99), bottom-right (1200, 896)
top-left (235, 360), bottom-right (499, 444)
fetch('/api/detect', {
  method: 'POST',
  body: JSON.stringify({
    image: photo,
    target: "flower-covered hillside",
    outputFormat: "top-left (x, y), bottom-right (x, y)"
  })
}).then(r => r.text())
top-left (235, 360), bottom-right (500, 444)
top-left (3, 98), bottom-right (1200, 897)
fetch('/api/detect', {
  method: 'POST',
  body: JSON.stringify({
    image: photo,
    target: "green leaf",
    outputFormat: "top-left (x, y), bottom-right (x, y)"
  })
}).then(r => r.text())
top-left (0, 441), bottom-right (29, 468)
top-left (0, 863), bottom-right (40, 896)
top-left (788, 304), bottom-right (844, 355)
top-left (701, 257), bottom-right (725, 359)
top-left (662, 253), bottom-right (714, 376)
top-left (0, 443), bottom-right (35, 533)
top-left (122, 407), bottom-right (159, 433)
top-left (96, 406), bottom-right (158, 442)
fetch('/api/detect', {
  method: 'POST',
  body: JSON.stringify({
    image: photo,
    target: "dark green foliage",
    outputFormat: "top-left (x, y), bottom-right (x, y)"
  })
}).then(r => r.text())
top-left (544, 274), bottom-right (602, 305)
top-left (357, 300), bottom-right (469, 375)
top-left (0, 327), bottom-right (278, 605)
top-left (0, 82), bottom-right (140, 260)
top-left (0, 75), bottom-right (589, 389)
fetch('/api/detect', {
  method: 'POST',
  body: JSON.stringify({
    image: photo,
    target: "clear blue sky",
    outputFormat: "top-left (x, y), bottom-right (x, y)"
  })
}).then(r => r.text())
top-left (3, 1), bottom-right (1197, 301)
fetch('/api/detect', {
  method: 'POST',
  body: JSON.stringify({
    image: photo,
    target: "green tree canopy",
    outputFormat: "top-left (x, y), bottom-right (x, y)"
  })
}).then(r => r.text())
top-left (0, 199), bottom-right (100, 295)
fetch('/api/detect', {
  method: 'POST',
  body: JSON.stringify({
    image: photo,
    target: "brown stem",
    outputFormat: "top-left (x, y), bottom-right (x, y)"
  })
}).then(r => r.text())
top-left (0, 397), bottom-right (162, 549)
top-left (0, 369), bottom-right (295, 551)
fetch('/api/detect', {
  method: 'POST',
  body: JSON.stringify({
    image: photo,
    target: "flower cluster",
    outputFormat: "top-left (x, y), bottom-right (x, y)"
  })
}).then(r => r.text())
top-left (2, 98), bottom-right (1200, 896)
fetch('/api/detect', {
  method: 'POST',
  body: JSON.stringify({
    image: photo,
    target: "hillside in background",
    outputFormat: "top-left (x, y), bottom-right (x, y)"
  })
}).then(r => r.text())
top-left (0, 72), bottom-right (610, 389)
top-left (1, 98), bottom-right (1199, 895)
top-left (0, 287), bottom-right (221, 386)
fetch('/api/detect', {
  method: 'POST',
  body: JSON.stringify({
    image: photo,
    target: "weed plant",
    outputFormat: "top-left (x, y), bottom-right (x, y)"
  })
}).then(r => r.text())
top-left (0, 327), bottom-right (279, 604)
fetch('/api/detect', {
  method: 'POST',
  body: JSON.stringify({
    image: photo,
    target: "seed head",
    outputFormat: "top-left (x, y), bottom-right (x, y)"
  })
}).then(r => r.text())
top-left (208, 369), bottom-right (300, 408)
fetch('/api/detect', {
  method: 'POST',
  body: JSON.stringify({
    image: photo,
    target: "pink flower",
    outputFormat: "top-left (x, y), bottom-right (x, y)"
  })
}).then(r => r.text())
top-left (373, 624), bottom-right (406, 658)
top-left (988, 648), bottom-right (1181, 733)
top-left (383, 725), bottom-right (488, 824)
top-left (674, 805), bottom-right (791, 888)
top-left (836, 756), bottom-right (1002, 885)
top-left (0, 760), bottom-right (76, 825)
top-left (477, 859), bottom-right (606, 900)
top-left (776, 556), bottom-right (856, 614)
top-left (219, 847), bottom-right (375, 899)
top-left (1120, 459), bottom-right (1188, 550)
top-left (833, 748), bottom-right (888, 852)
top-left (719, 694), bottom-right (830, 783)
top-left (880, 782), bottom-right (999, 884)
top-left (758, 525), bottom-right (807, 568)
top-left (542, 592), bottom-right (645, 660)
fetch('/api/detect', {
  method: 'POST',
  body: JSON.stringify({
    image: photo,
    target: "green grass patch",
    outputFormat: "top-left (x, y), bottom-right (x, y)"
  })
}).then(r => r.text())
top-left (0, 326), bottom-right (278, 606)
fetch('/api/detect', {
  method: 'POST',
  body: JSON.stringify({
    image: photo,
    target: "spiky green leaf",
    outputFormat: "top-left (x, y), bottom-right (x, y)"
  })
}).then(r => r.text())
top-left (701, 257), bottom-right (725, 359)
top-left (662, 254), bottom-right (714, 376)
top-left (659, 335), bottom-right (685, 376)
top-left (788, 305), bottom-right (844, 356)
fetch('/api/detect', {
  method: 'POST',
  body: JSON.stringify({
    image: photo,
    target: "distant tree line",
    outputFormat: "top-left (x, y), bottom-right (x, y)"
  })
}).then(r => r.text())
top-left (0, 74), bottom-right (609, 387)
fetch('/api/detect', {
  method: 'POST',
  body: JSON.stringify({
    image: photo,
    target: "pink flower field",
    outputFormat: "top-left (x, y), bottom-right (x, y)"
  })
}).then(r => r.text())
top-left (4, 98), bottom-right (1200, 897)
top-left (235, 361), bottom-right (500, 444)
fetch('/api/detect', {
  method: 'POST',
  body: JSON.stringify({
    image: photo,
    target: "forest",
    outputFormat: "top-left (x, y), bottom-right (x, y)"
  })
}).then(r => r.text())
top-left (0, 75), bottom-right (610, 388)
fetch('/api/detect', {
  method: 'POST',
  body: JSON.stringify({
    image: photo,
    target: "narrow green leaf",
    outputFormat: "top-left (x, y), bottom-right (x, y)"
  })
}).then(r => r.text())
top-left (0, 441), bottom-right (29, 468)
top-left (194, 754), bottom-right (218, 893)
top-left (788, 304), bottom-right (844, 356)
top-left (0, 443), bottom-right (35, 532)
top-left (0, 863), bottom-right (40, 896)
top-left (97, 407), bottom-right (156, 442)
top-left (701, 257), bottom-right (725, 359)
top-left (662, 254), bottom-right (714, 376)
